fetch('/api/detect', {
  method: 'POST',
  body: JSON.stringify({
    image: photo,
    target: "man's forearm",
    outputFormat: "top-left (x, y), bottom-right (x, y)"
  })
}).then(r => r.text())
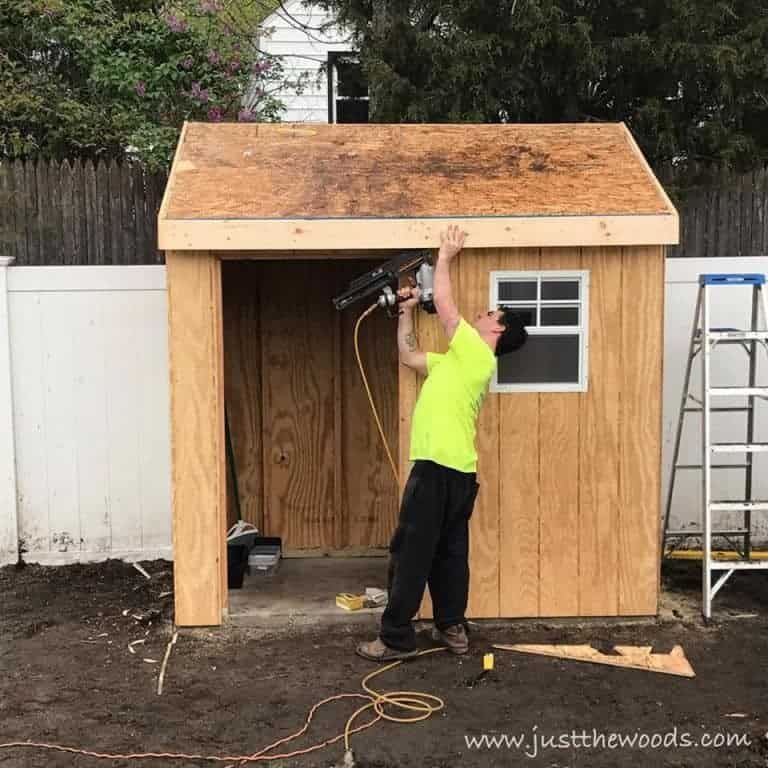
top-left (397, 307), bottom-right (419, 359)
top-left (433, 257), bottom-right (455, 310)
top-left (434, 256), bottom-right (460, 334)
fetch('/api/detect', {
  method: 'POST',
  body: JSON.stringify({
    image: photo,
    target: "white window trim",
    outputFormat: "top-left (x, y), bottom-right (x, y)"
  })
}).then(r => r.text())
top-left (329, 52), bottom-right (369, 124)
top-left (489, 269), bottom-right (590, 393)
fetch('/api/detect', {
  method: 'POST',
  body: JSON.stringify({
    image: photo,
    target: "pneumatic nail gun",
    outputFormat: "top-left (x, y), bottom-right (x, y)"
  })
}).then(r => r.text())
top-left (332, 250), bottom-right (436, 316)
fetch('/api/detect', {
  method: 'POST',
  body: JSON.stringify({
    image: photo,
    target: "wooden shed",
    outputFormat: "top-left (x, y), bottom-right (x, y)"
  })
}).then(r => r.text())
top-left (158, 122), bottom-right (678, 627)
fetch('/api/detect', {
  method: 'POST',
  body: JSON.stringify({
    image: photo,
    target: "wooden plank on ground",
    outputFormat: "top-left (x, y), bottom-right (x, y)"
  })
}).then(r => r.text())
top-left (167, 250), bottom-right (225, 626)
top-left (222, 262), bottom-right (264, 530)
top-left (578, 247), bottom-right (621, 615)
top-left (260, 261), bottom-right (338, 550)
top-left (538, 248), bottom-right (581, 616)
top-left (619, 245), bottom-right (664, 615)
top-left (459, 248), bottom-right (499, 618)
top-left (498, 248), bottom-right (541, 617)
top-left (493, 643), bottom-right (695, 677)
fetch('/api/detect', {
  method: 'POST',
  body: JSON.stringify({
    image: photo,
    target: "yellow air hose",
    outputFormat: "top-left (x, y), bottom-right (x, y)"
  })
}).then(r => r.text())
top-left (353, 303), bottom-right (400, 485)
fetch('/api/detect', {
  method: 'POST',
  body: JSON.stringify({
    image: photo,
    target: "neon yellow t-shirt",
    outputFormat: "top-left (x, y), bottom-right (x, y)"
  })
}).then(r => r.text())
top-left (409, 317), bottom-right (497, 473)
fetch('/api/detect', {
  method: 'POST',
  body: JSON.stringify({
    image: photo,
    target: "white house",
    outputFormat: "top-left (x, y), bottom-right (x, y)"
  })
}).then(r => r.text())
top-left (258, 0), bottom-right (367, 123)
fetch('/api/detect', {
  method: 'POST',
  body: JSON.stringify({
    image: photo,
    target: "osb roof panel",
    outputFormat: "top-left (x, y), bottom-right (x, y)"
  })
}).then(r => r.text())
top-left (164, 122), bottom-right (673, 220)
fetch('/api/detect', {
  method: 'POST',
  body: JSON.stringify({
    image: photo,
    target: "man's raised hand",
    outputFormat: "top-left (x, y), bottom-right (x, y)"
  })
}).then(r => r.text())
top-left (439, 224), bottom-right (467, 262)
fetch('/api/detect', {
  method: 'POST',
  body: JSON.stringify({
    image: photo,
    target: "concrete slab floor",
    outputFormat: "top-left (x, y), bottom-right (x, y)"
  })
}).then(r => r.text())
top-left (228, 556), bottom-right (389, 628)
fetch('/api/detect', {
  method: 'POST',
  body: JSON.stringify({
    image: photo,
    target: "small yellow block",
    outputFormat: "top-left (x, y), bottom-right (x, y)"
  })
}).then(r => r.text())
top-left (483, 653), bottom-right (494, 671)
top-left (336, 593), bottom-right (365, 611)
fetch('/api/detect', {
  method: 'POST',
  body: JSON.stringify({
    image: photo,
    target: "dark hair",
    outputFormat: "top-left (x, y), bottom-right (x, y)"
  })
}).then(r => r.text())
top-left (495, 309), bottom-right (528, 357)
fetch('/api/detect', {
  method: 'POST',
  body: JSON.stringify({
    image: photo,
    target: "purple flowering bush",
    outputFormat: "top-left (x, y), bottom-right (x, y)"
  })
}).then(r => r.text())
top-left (1, 0), bottom-right (286, 169)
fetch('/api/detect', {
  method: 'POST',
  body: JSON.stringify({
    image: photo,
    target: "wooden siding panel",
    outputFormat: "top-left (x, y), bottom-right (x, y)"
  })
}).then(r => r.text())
top-left (167, 251), bottom-right (225, 626)
top-left (619, 246), bottom-right (664, 614)
top-left (538, 249), bottom-right (581, 616)
top-left (499, 248), bottom-right (541, 617)
top-left (578, 247), bottom-right (622, 615)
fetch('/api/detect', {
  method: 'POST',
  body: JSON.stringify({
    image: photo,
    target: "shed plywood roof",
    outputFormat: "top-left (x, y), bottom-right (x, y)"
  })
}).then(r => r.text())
top-left (159, 122), bottom-right (678, 250)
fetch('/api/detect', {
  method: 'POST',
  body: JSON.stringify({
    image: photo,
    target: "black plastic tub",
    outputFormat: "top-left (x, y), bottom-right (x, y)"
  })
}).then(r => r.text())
top-left (227, 544), bottom-right (250, 589)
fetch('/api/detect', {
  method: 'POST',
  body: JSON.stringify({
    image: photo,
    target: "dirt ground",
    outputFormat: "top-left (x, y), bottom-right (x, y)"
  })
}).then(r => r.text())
top-left (1, 558), bottom-right (767, 768)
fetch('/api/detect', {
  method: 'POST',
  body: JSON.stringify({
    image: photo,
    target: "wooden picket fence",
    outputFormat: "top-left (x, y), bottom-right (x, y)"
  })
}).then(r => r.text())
top-left (675, 167), bottom-right (768, 259)
top-left (0, 159), bottom-right (167, 265)
top-left (1, 159), bottom-right (767, 264)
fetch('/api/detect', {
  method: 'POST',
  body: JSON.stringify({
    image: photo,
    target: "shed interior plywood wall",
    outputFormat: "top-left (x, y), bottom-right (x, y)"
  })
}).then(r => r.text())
top-left (222, 260), bottom-right (398, 552)
top-left (338, 262), bottom-right (400, 548)
top-left (260, 260), bottom-right (338, 550)
top-left (223, 263), bottom-right (263, 529)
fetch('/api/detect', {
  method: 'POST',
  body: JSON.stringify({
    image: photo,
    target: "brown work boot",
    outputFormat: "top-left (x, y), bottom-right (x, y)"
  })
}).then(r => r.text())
top-left (355, 637), bottom-right (419, 662)
top-left (431, 624), bottom-right (469, 655)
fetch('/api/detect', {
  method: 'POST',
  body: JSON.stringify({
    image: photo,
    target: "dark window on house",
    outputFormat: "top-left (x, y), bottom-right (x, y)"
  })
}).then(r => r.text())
top-left (328, 52), bottom-right (369, 123)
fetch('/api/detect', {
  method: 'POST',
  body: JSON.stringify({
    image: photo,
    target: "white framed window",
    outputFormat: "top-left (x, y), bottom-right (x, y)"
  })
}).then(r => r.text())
top-left (489, 270), bottom-right (590, 393)
top-left (327, 52), bottom-right (369, 124)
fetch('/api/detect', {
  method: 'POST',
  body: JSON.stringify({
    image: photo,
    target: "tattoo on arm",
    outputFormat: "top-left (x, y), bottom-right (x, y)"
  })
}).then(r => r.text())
top-left (405, 331), bottom-right (418, 352)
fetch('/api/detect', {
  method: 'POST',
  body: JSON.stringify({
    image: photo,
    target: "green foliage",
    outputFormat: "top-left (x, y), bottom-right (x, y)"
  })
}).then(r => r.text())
top-left (0, 0), bottom-right (286, 168)
top-left (318, 0), bottom-right (768, 173)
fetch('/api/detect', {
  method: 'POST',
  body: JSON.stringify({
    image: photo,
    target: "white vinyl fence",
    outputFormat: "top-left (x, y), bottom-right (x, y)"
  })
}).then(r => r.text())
top-left (0, 262), bottom-right (171, 565)
top-left (1, 256), bottom-right (766, 567)
top-left (664, 257), bottom-right (768, 544)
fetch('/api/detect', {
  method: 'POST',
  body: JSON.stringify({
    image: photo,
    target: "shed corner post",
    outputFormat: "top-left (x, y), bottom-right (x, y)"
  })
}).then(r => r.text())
top-left (167, 250), bottom-right (227, 627)
top-left (0, 256), bottom-right (19, 566)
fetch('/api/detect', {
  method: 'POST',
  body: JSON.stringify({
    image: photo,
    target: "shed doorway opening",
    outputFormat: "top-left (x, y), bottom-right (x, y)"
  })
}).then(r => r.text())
top-left (221, 258), bottom-right (398, 624)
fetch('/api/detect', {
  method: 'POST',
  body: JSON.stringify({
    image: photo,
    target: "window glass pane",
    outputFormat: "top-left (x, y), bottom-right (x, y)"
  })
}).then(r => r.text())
top-left (542, 280), bottom-right (579, 300)
top-left (336, 99), bottom-right (369, 123)
top-left (336, 57), bottom-right (367, 97)
top-left (498, 281), bottom-right (537, 302)
top-left (502, 305), bottom-right (536, 326)
top-left (498, 334), bottom-right (580, 384)
top-left (541, 306), bottom-right (579, 326)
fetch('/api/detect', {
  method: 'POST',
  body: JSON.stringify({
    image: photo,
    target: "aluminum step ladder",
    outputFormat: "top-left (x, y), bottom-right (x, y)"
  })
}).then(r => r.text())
top-left (663, 273), bottom-right (768, 618)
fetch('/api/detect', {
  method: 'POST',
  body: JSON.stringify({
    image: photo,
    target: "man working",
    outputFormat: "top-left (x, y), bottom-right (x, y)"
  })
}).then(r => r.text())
top-left (357, 225), bottom-right (528, 662)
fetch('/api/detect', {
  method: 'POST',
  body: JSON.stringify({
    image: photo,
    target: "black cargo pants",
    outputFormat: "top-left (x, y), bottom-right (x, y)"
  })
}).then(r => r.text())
top-left (380, 460), bottom-right (480, 651)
